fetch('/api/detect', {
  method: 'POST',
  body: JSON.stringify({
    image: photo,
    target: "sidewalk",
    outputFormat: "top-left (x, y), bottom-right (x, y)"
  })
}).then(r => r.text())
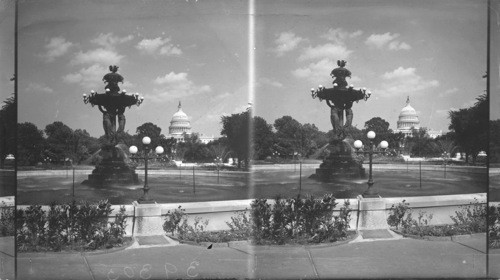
top-left (0, 236), bottom-right (15, 280)
top-left (17, 232), bottom-right (487, 279)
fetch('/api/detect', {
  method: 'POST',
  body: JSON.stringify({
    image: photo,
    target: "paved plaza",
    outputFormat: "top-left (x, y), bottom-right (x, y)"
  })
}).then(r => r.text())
top-left (15, 232), bottom-right (490, 279)
top-left (0, 236), bottom-right (14, 280)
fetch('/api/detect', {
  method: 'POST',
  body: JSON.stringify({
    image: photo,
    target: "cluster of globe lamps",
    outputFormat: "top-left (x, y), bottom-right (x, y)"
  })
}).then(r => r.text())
top-left (354, 131), bottom-right (389, 197)
top-left (129, 136), bottom-right (164, 203)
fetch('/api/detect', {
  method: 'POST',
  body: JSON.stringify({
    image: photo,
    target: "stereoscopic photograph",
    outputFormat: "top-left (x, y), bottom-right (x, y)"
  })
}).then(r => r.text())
top-left (1, 0), bottom-right (497, 279)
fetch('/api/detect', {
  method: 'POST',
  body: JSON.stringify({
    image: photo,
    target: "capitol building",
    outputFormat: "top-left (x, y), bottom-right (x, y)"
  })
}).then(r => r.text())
top-left (167, 102), bottom-right (215, 144)
top-left (395, 97), bottom-right (442, 138)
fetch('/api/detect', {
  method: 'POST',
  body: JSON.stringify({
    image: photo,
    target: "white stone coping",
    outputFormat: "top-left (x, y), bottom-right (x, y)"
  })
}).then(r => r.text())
top-left (16, 193), bottom-right (485, 216)
top-left (490, 201), bottom-right (500, 207)
top-left (0, 196), bottom-right (14, 207)
top-left (490, 168), bottom-right (500, 175)
top-left (384, 193), bottom-right (486, 209)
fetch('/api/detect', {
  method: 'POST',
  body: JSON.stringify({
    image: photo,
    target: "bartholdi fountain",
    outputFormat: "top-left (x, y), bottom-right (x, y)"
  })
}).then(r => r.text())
top-left (81, 65), bottom-right (144, 187)
top-left (309, 60), bottom-right (371, 182)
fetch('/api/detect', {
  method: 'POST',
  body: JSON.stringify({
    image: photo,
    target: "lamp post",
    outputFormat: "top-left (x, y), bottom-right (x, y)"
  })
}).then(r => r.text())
top-left (354, 131), bottom-right (388, 197)
top-left (214, 156), bottom-right (222, 184)
top-left (129, 136), bottom-right (164, 203)
top-left (442, 151), bottom-right (449, 178)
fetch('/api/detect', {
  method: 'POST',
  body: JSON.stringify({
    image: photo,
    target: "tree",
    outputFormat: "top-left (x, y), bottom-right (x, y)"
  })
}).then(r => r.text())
top-left (17, 122), bottom-right (45, 166)
top-left (221, 110), bottom-right (250, 168)
top-left (434, 138), bottom-right (458, 157)
top-left (0, 96), bottom-right (16, 168)
top-left (405, 127), bottom-right (439, 157)
top-left (300, 123), bottom-right (328, 158)
top-left (364, 117), bottom-right (390, 135)
top-left (136, 122), bottom-right (165, 148)
top-left (273, 116), bottom-right (308, 158)
top-left (159, 137), bottom-right (177, 159)
top-left (177, 133), bottom-right (211, 162)
top-left (448, 94), bottom-right (488, 164)
top-left (44, 121), bottom-right (75, 163)
top-left (253, 116), bottom-right (274, 160)
top-left (362, 117), bottom-right (403, 150)
top-left (72, 129), bottom-right (100, 164)
top-left (207, 139), bottom-right (230, 162)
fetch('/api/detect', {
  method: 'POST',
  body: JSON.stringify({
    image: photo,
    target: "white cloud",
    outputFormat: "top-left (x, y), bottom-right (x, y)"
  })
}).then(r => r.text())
top-left (213, 92), bottom-right (232, 100)
top-left (274, 32), bottom-right (305, 56)
top-left (349, 75), bottom-right (362, 84)
top-left (257, 77), bottom-right (283, 88)
top-left (382, 67), bottom-right (415, 79)
top-left (438, 87), bottom-right (459, 98)
top-left (436, 108), bottom-right (454, 116)
top-left (292, 60), bottom-right (360, 86)
top-left (25, 82), bottom-right (54, 94)
top-left (91, 33), bottom-right (133, 49)
top-left (42, 37), bottom-right (74, 62)
top-left (365, 33), bottom-right (398, 48)
top-left (71, 48), bottom-right (123, 65)
top-left (151, 71), bottom-right (211, 101)
top-left (193, 86), bottom-right (249, 135)
top-left (292, 58), bottom-right (335, 84)
top-left (63, 64), bottom-right (107, 88)
top-left (321, 28), bottom-right (363, 45)
top-left (203, 88), bottom-right (247, 120)
top-left (376, 66), bottom-right (439, 97)
top-left (298, 43), bottom-right (352, 61)
top-left (159, 44), bottom-right (182, 56)
top-left (136, 37), bottom-right (182, 56)
top-left (388, 41), bottom-right (411, 50)
top-left (460, 99), bottom-right (476, 109)
top-left (365, 32), bottom-right (411, 51)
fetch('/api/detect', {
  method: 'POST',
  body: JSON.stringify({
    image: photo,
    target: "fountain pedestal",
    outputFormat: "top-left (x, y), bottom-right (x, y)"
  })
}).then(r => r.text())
top-left (311, 139), bottom-right (365, 182)
top-left (132, 202), bottom-right (165, 236)
top-left (82, 144), bottom-right (139, 187)
top-left (357, 195), bottom-right (388, 229)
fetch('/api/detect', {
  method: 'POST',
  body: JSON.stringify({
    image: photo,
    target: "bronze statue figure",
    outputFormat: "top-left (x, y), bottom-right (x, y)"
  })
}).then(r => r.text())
top-left (309, 60), bottom-right (371, 182)
top-left (103, 65), bottom-right (124, 94)
top-left (330, 59), bottom-right (351, 88)
top-left (311, 60), bottom-right (370, 141)
top-left (83, 65), bottom-right (142, 144)
top-left (82, 66), bottom-right (143, 187)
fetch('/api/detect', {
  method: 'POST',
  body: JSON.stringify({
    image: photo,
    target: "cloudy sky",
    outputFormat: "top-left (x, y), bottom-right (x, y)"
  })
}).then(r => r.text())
top-left (17, 0), bottom-right (488, 138)
top-left (0, 0), bottom-right (14, 103)
top-left (254, 0), bottom-right (488, 134)
top-left (18, 0), bottom-right (250, 137)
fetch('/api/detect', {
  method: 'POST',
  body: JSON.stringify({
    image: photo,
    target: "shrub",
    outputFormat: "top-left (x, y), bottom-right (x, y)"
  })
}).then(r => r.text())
top-left (389, 199), bottom-right (487, 237)
top-left (489, 205), bottom-right (500, 249)
top-left (250, 199), bottom-right (272, 243)
top-left (21, 205), bottom-right (47, 250)
top-left (387, 200), bottom-right (411, 229)
top-left (163, 206), bottom-right (187, 235)
top-left (0, 204), bottom-right (14, 237)
top-left (249, 194), bottom-right (346, 244)
top-left (450, 198), bottom-right (486, 233)
top-left (164, 193), bottom-right (352, 245)
top-left (109, 206), bottom-right (127, 245)
top-left (16, 200), bottom-right (128, 252)
top-left (226, 210), bottom-right (252, 240)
